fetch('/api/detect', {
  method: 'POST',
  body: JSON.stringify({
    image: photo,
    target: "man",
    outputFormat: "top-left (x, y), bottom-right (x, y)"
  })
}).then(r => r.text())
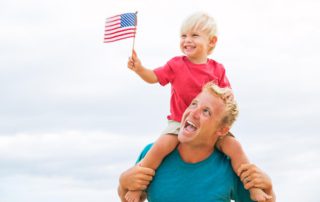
top-left (118, 82), bottom-right (275, 202)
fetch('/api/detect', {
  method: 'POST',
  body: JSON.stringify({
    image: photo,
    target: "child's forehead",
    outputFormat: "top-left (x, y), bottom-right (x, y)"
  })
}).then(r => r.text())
top-left (181, 26), bottom-right (207, 34)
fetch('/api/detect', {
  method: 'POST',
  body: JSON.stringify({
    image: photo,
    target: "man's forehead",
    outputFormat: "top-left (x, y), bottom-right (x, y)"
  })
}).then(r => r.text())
top-left (197, 91), bottom-right (225, 109)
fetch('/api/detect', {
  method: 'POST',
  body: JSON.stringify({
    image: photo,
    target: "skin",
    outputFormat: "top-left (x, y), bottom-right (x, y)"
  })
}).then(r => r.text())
top-left (118, 90), bottom-right (276, 202)
top-left (177, 90), bottom-right (229, 164)
top-left (180, 29), bottom-right (217, 64)
top-left (126, 27), bottom-right (272, 202)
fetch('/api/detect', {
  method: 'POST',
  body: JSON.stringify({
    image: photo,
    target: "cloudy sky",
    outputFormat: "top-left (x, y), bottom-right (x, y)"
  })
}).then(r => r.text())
top-left (1, 0), bottom-right (320, 201)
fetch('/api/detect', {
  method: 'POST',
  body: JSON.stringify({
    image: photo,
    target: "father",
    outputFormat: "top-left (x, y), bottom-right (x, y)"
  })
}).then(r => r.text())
top-left (118, 82), bottom-right (275, 202)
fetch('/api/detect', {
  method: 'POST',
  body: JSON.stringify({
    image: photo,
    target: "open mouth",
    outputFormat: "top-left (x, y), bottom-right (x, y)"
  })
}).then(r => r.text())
top-left (184, 120), bottom-right (197, 132)
top-left (184, 45), bottom-right (195, 51)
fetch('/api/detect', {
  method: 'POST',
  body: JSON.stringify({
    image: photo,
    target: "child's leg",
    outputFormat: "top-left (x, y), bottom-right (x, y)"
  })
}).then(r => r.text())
top-left (139, 134), bottom-right (179, 169)
top-left (217, 133), bottom-right (272, 202)
top-left (125, 134), bottom-right (179, 202)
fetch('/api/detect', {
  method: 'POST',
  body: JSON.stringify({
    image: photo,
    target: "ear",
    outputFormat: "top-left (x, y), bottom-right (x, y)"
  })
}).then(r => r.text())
top-left (215, 126), bottom-right (230, 138)
top-left (209, 36), bottom-right (218, 49)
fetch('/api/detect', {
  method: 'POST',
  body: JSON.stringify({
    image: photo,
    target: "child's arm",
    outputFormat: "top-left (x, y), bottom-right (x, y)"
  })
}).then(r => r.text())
top-left (218, 134), bottom-right (273, 201)
top-left (217, 134), bottom-right (249, 172)
top-left (128, 49), bottom-right (158, 84)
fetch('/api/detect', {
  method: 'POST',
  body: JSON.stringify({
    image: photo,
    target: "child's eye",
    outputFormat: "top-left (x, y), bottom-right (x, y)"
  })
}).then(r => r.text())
top-left (192, 34), bottom-right (199, 37)
top-left (181, 34), bottom-right (187, 38)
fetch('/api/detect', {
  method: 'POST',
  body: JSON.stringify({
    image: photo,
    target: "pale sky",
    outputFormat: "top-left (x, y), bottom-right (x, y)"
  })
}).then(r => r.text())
top-left (1, 0), bottom-right (320, 201)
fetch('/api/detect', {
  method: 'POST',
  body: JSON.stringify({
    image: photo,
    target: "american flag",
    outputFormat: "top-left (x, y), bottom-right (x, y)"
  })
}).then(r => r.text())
top-left (104, 12), bottom-right (137, 43)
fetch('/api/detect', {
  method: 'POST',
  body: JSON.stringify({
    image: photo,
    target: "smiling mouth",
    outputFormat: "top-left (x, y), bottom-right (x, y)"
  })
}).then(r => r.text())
top-left (184, 120), bottom-right (197, 132)
top-left (184, 46), bottom-right (195, 50)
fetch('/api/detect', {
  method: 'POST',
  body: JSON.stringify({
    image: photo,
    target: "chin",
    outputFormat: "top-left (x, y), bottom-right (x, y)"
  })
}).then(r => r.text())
top-left (178, 131), bottom-right (194, 143)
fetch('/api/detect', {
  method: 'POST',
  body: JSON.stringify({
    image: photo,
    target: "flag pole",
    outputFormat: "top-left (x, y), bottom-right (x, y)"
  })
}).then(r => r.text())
top-left (131, 11), bottom-right (138, 57)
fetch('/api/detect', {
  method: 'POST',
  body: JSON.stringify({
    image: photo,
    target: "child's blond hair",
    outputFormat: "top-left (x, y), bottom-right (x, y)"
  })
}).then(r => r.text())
top-left (180, 12), bottom-right (218, 54)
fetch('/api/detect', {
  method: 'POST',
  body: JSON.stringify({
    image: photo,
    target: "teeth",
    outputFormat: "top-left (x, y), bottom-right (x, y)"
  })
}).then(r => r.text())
top-left (187, 120), bottom-right (196, 127)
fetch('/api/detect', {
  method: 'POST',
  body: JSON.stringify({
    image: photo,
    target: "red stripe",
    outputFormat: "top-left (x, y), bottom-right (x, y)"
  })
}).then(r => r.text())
top-left (106, 18), bottom-right (120, 24)
top-left (104, 35), bottom-right (135, 43)
top-left (107, 14), bottom-right (120, 20)
top-left (104, 31), bottom-right (136, 40)
top-left (105, 21), bottom-right (120, 28)
top-left (104, 25), bottom-right (122, 32)
top-left (104, 27), bottom-right (136, 36)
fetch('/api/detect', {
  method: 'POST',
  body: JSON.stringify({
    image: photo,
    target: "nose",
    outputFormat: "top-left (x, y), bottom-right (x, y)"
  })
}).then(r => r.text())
top-left (190, 107), bottom-right (201, 119)
top-left (185, 36), bottom-right (192, 42)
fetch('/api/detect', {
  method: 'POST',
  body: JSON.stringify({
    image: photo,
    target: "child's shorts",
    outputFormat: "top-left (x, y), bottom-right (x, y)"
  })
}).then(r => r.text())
top-left (161, 120), bottom-right (181, 136)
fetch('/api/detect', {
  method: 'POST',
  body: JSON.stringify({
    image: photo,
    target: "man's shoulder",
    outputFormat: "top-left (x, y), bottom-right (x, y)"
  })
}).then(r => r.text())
top-left (136, 143), bottom-right (153, 163)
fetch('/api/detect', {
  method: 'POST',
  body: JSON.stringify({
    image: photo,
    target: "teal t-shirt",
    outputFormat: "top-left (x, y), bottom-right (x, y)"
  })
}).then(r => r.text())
top-left (137, 144), bottom-right (253, 202)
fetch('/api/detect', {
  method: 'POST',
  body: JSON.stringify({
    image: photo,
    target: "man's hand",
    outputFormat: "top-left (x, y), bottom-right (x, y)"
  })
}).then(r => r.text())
top-left (120, 164), bottom-right (155, 191)
top-left (238, 163), bottom-right (276, 201)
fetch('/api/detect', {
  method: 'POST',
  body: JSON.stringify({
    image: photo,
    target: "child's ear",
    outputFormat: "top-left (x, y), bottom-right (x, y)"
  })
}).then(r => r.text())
top-left (209, 36), bottom-right (218, 48)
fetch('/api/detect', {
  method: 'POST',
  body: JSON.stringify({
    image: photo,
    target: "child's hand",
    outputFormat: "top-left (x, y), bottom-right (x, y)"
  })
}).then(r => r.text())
top-left (128, 49), bottom-right (142, 72)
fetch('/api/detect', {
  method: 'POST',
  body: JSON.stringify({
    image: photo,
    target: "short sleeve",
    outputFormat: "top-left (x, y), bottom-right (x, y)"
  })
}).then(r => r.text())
top-left (153, 61), bottom-right (175, 86)
top-left (231, 173), bottom-right (253, 202)
top-left (135, 143), bottom-right (153, 164)
top-left (218, 65), bottom-right (231, 88)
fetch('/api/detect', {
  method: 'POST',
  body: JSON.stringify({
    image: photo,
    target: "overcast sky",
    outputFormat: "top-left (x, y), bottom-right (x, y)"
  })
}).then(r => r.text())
top-left (1, 0), bottom-right (320, 201)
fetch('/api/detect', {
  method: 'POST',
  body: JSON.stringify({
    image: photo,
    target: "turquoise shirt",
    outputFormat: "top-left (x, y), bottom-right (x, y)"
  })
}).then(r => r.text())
top-left (137, 144), bottom-right (253, 202)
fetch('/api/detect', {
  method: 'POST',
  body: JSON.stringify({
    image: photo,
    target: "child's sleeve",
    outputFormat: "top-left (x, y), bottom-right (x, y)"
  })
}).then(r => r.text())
top-left (153, 59), bottom-right (175, 86)
top-left (218, 64), bottom-right (232, 88)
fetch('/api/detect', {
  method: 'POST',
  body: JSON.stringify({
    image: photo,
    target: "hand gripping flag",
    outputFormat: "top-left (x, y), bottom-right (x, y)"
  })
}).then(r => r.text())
top-left (104, 12), bottom-right (137, 43)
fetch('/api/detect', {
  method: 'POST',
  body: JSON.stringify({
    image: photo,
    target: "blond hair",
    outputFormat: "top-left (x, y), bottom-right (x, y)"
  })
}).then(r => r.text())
top-left (202, 82), bottom-right (239, 127)
top-left (180, 12), bottom-right (218, 54)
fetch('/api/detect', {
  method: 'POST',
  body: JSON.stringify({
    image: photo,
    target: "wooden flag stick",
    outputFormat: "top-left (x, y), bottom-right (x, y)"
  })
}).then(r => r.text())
top-left (131, 11), bottom-right (138, 57)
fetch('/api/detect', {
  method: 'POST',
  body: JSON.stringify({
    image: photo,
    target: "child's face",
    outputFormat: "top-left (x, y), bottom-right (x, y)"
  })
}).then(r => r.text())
top-left (180, 29), bottom-right (216, 64)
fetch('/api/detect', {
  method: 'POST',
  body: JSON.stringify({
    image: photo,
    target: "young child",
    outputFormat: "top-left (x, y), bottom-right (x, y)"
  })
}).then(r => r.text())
top-left (125, 12), bottom-right (271, 202)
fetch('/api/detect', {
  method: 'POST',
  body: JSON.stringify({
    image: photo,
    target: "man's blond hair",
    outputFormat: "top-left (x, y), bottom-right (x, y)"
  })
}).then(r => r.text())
top-left (202, 82), bottom-right (239, 127)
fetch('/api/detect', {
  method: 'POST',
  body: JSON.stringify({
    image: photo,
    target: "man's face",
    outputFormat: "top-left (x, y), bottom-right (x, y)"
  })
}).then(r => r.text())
top-left (178, 90), bottom-right (226, 146)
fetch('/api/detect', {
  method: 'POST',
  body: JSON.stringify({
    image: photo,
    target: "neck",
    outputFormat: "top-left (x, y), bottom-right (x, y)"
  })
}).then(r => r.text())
top-left (177, 143), bottom-right (215, 163)
top-left (187, 56), bottom-right (208, 64)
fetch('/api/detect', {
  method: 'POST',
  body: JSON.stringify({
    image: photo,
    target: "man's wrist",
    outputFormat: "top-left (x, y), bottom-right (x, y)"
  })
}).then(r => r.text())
top-left (117, 184), bottom-right (128, 202)
top-left (119, 171), bottom-right (128, 189)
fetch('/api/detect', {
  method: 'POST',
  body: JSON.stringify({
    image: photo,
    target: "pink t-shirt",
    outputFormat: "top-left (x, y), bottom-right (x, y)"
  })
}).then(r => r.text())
top-left (154, 56), bottom-right (231, 122)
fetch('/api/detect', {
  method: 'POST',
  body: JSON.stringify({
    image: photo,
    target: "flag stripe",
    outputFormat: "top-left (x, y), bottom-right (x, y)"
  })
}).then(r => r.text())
top-left (106, 18), bottom-right (120, 24)
top-left (104, 27), bottom-right (136, 36)
top-left (105, 21), bottom-right (120, 28)
top-left (104, 34), bottom-right (136, 43)
top-left (105, 26), bottom-right (121, 32)
top-left (107, 14), bottom-right (120, 20)
top-left (104, 31), bottom-right (136, 40)
top-left (103, 12), bottom-right (137, 43)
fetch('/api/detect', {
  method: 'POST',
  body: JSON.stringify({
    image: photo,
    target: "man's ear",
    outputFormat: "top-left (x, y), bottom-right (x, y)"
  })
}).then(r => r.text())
top-left (216, 126), bottom-right (230, 138)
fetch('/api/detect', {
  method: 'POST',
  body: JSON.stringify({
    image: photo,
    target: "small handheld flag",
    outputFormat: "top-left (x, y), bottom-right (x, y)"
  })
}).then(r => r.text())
top-left (104, 12), bottom-right (137, 43)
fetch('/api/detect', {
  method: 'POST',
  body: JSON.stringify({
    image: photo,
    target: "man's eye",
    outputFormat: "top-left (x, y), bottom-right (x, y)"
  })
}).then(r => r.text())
top-left (189, 102), bottom-right (197, 108)
top-left (203, 108), bottom-right (211, 116)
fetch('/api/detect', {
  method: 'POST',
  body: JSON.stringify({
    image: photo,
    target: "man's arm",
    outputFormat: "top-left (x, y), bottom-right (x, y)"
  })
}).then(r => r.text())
top-left (118, 184), bottom-right (128, 202)
top-left (117, 165), bottom-right (155, 201)
top-left (238, 164), bottom-right (276, 202)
